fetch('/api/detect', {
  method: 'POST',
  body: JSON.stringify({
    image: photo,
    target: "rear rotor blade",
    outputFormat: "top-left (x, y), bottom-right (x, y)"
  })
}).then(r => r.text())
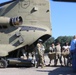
top-left (0, 0), bottom-right (16, 7)
top-left (53, 0), bottom-right (76, 2)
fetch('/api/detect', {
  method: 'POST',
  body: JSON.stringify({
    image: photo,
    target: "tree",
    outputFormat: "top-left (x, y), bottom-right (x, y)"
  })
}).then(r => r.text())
top-left (44, 36), bottom-right (73, 53)
top-left (55, 36), bottom-right (73, 46)
top-left (44, 37), bottom-right (55, 53)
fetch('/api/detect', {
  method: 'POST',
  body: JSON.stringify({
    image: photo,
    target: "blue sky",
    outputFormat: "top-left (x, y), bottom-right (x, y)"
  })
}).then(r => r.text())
top-left (50, 1), bottom-right (76, 38)
top-left (0, 0), bottom-right (76, 39)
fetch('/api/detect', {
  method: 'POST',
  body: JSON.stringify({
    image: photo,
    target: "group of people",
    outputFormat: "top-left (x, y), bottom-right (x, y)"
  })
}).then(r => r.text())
top-left (49, 42), bottom-right (70, 67)
top-left (35, 39), bottom-right (70, 68)
top-left (34, 35), bottom-right (76, 69)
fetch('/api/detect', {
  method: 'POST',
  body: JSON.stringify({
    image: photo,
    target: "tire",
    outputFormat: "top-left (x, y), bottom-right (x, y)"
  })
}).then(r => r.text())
top-left (0, 59), bottom-right (8, 68)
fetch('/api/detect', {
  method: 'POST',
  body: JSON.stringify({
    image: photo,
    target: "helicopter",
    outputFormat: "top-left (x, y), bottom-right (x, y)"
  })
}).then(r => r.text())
top-left (0, 0), bottom-right (51, 68)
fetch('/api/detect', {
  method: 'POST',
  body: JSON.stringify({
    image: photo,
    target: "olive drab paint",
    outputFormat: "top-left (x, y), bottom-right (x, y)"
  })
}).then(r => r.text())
top-left (0, 0), bottom-right (51, 57)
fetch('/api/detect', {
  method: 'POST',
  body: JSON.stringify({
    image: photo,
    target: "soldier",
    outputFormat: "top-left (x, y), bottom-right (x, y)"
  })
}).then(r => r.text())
top-left (35, 39), bottom-right (45, 68)
top-left (54, 42), bottom-right (62, 66)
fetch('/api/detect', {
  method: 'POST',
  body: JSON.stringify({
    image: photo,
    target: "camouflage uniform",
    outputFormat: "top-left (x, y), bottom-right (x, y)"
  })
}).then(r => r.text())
top-left (35, 42), bottom-right (45, 68)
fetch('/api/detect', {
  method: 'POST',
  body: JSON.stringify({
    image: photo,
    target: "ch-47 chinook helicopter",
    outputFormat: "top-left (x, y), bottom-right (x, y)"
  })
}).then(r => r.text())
top-left (0, 0), bottom-right (51, 68)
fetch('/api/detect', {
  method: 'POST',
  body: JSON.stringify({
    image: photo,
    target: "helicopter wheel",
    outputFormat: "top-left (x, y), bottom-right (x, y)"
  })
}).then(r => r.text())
top-left (0, 59), bottom-right (8, 68)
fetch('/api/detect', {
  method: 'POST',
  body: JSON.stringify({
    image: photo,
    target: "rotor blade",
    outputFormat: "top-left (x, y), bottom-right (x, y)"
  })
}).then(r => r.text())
top-left (0, 0), bottom-right (16, 7)
top-left (52, 0), bottom-right (76, 2)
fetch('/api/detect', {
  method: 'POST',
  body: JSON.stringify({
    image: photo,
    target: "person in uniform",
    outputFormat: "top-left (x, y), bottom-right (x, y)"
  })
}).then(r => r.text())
top-left (54, 42), bottom-right (62, 66)
top-left (35, 39), bottom-right (45, 68)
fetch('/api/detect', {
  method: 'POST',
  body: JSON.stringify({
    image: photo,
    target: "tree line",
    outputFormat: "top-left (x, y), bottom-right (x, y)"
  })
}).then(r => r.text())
top-left (44, 36), bottom-right (73, 53)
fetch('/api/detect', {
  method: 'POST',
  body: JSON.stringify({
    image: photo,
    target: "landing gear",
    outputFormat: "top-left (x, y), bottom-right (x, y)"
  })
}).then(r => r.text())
top-left (0, 59), bottom-right (8, 68)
